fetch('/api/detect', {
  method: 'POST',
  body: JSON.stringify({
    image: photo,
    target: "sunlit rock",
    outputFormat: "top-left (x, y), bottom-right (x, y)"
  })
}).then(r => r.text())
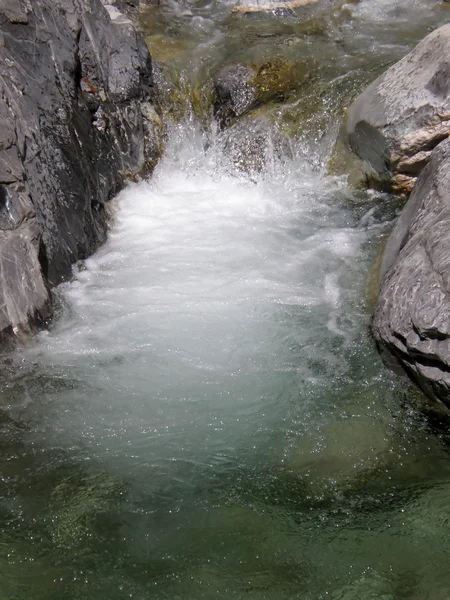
top-left (233, 0), bottom-right (359, 15)
top-left (373, 137), bottom-right (450, 409)
top-left (232, 0), bottom-right (319, 14)
top-left (344, 23), bottom-right (450, 195)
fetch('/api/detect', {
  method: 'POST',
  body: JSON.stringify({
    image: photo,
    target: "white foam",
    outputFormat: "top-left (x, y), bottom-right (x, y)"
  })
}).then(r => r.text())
top-left (22, 121), bottom-right (374, 462)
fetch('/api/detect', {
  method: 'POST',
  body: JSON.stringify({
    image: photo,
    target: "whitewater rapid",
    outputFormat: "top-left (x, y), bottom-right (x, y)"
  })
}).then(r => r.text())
top-left (12, 121), bottom-right (389, 475)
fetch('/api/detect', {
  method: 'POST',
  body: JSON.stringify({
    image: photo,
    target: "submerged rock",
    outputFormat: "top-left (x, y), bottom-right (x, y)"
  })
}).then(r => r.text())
top-left (287, 414), bottom-right (391, 487)
top-left (50, 471), bottom-right (124, 549)
top-left (331, 572), bottom-right (394, 600)
top-left (344, 24), bottom-right (450, 195)
top-left (0, 0), bottom-right (161, 341)
top-left (373, 138), bottom-right (450, 409)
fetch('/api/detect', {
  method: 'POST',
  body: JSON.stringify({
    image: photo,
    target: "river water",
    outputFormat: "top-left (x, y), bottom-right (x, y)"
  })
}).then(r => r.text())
top-left (2, 1), bottom-right (450, 599)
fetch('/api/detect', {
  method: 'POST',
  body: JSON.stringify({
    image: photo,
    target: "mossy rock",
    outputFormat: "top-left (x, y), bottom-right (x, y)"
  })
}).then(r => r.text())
top-left (213, 58), bottom-right (310, 126)
top-left (255, 58), bottom-right (309, 103)
top-left (142, 102), bottom-right (165, 172)
top-left (153, 65), bottom-right (215, 124)
top-left (190, 83), bottom-right (216, 122)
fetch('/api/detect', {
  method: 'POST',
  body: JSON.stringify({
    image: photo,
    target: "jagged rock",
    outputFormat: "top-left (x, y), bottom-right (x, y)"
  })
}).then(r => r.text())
top-left (0, 0), bottom-right (161, 340)
top-left (345, 24), bottom-right (450, 195)
top-left (373, 138), bottom-right (450, 409)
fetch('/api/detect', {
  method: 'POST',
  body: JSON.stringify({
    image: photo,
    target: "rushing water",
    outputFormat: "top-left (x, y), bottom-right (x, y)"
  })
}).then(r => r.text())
top-left (2, 1), bottom-right (450, 599)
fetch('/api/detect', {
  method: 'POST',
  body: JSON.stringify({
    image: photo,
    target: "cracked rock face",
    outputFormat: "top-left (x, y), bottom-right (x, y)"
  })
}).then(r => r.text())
top-left (373, 138), bottom-right (450, 409)
top-left (0, 0), bottom-right (161, 340)
top-left (345, 24), bottom-right (450, 195)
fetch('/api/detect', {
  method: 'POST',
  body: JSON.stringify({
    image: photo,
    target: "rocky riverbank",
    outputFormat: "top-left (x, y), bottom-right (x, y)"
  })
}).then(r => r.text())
top-left (0, 0), bottom-right (162, 341)
top-left (343, 23), bottom-right (450, 410)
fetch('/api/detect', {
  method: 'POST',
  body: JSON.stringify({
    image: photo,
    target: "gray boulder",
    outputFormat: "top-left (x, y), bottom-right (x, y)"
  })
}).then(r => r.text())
top-left (0, 0), bottom-right (161, 340)
top-left (373, 137), bottom-right (450, 408)
top-left (345, 24), bottom-right (450, 195)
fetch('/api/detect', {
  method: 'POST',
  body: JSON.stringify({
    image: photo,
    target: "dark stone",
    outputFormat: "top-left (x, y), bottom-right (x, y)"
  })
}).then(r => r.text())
top-left (213, 59), bottom-right (309, 128)
top-left (213, 65), bottom-right (258, 127)
top-left (373, 138), bottom-right (450, 409)
top-left (0, 0), bottom-right (161, 340)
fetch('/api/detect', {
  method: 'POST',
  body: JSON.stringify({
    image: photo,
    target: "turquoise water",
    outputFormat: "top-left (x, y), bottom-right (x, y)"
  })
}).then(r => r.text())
top-left (1, 1), bottom-right (450, 598)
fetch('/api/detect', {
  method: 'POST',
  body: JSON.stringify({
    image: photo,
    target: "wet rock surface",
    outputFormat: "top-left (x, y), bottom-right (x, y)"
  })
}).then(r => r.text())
top-left (214, 65), bottom-right (258, 126)
top-left (0, 0), bottom-right (160, 339)
top-left (373, 138), bottom-right (450, 409)
top-left (345, 23), bottom-right (450, 195)
top-left (213, 59), bottom-right (309, 127)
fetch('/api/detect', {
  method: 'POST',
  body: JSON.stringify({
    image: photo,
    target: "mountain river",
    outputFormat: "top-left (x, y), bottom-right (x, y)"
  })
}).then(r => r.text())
top-left (2, 0), bottom-right (450, 598)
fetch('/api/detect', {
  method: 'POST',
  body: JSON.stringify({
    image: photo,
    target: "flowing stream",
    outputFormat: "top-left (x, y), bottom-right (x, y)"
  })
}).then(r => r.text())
top-left (2, 1), bottom-right (450, 598)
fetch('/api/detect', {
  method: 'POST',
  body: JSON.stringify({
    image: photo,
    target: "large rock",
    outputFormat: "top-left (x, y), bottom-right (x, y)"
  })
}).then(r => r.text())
top-left (214, 65), bottom-right (257, 126)
top-left (345, 24), bottom-right (450, 195)
top-left (0, 0), bottom-right (161, 339)
top-left (373, 138), bottom-right (450, 409)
